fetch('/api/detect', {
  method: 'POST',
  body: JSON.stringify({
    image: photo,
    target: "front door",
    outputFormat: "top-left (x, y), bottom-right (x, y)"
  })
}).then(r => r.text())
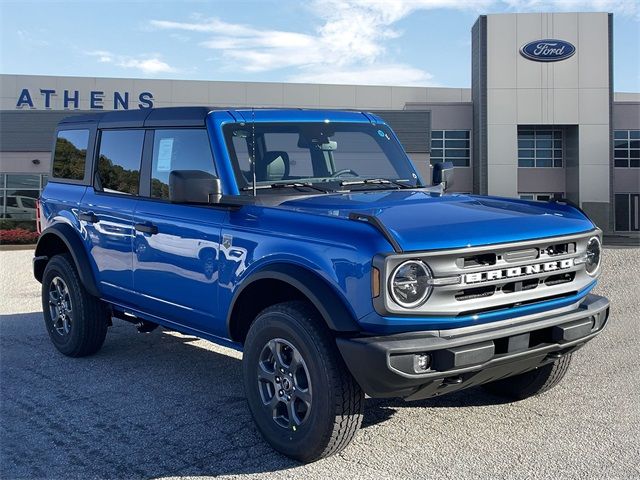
top-left (132, 128), bottom-right (228, 337)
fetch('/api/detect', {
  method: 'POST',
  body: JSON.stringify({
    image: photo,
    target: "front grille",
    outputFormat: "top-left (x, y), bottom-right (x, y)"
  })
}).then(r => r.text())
top-left (456, 291), bottom-right (579, 318)
top-left (455, 286), bottom-right (495, 301)
top-left (502, 277), bottom-right (540, 294)
top-left (545, 272), bottom-right (575, 286)
top-left (382, 232), bottom-right (596, 316)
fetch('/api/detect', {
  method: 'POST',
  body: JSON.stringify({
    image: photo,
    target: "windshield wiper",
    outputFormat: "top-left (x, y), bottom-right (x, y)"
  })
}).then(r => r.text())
top-left (241, 182), bottom-right (330, 193)
top-left (339, 178), bottom-right (414, 189)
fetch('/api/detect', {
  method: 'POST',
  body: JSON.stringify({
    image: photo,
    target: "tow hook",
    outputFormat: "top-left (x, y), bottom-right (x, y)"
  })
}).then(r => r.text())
top-left (443, 376), bottom-right (463, 385)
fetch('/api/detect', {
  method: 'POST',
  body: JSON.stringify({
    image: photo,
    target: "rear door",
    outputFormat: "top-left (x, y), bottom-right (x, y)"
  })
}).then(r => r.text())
top-left (132, 128), bottom-right (228, 337)
top-left (79, 129), bottom-right (144, 300)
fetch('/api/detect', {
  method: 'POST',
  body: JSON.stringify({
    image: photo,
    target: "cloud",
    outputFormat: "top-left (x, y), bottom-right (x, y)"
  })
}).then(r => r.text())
top-left (148, 0), bottom-right (639, 85)
top-left (291, 64), bottom-right (435, 86)
top-left (17, 29), bottom-right (50, 47)
top-left (85, 50), bottom-right (176, 74)
top-left (501, 0), bottom-right (640, 17)
top-left (148, 2), bottom-right (442, 85)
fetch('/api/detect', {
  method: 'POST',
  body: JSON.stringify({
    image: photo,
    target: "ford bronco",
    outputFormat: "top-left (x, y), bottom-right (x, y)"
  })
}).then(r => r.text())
top-left (34, 107), bottom-right (609, 462)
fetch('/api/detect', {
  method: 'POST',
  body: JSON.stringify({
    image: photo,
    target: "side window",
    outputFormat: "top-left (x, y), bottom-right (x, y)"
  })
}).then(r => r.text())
top-left (52, 129), bottom-right (89, 180)
top-left (150, 129), bottom-right (216, 200)
top-left (96, 130), bottom-right (144, 195)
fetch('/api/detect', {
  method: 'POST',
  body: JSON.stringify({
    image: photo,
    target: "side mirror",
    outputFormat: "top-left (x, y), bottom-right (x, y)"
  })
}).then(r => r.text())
top-left (432, 161), bottom-right (454, 191)
top-left (169, 170), bottom-right (222, 204)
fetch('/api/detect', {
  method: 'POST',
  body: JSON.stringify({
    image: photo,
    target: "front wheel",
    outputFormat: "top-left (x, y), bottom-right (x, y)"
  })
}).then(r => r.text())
top-left (242, 301), bottom-right (363, 462)
top-left (482, 354), bottom-right (573, 400)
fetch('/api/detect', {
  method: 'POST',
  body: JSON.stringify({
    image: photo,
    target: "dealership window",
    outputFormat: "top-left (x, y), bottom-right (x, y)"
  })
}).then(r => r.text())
top-left (615, 193), bottom-right (639, 232)
top-left (150, 129), bottom-right (216, 200)
top-left (518, 127), bottom-right (563, 168)
top-left (519, 192), bottom-right (563, 202)
top-left (96, 130), bottom-right (144, 195)
top-left (430, 130), bottom-right (470, 167)
top-left (0, 174), bottom-right (48, 221)
top-left (614, 130), bottom-right (640, 168)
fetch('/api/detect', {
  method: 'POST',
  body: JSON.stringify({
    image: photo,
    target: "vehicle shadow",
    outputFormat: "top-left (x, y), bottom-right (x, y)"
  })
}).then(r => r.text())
top-left (1, 312), bottom-right (506, 478)
top-left (362, 388), bottom-right (511, 429)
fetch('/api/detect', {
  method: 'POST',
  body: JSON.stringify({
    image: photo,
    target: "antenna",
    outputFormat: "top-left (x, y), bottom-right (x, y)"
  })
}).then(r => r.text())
top-left (251, 107), bottom-right (257, 197)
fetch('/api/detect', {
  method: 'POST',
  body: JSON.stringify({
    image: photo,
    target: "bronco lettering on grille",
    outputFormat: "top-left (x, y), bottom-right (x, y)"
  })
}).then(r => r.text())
top-left (464, 259), bottom-right (573, 284)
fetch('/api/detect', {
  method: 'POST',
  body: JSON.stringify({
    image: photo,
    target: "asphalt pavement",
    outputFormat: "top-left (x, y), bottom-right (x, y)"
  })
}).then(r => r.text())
top-left (1, 247), bottom-right (639, 479)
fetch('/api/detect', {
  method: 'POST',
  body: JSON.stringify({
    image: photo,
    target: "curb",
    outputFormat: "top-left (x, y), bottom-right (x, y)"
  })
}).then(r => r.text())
top-left (0, 244), bottom-right (37, 251)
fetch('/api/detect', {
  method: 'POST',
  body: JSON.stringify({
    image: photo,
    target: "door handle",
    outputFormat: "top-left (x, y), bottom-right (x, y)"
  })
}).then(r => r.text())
top-left (135, 222), bottom-right (158, 235)
top-left (78, 211), bottom-right (98, 223)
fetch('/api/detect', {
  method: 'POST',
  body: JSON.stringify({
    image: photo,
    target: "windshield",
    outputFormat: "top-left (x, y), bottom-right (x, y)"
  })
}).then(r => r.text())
top-left (223, 122), bottom-right (421, 193)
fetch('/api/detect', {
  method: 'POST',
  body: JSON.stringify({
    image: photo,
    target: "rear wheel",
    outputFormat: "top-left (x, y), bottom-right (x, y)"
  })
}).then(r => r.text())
top-left (482, 354), bottom-right (573, 400)
top-left (41, 254), bottom-right (109, 357)
top-left (242, 301), bottom-right (363, 462)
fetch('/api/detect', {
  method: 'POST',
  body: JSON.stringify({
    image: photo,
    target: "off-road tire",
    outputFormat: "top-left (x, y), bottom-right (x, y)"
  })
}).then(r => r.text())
top-left (243, 300), bottom-right (363, 462)
top-left (41, 253), bottom-right (109, 357)
top-left (482, 354), bottom-right (573, 400)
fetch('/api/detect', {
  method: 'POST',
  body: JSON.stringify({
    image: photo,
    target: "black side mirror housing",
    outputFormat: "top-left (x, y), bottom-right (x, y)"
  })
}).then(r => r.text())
top-left (432, 161), bottom-right (455, 191)
top-left (169, 170), bottom-right (222, 204)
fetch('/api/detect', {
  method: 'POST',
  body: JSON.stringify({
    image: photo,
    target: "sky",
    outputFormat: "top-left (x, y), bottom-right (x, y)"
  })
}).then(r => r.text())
top-left (1, 0), bottom-right (639, 91)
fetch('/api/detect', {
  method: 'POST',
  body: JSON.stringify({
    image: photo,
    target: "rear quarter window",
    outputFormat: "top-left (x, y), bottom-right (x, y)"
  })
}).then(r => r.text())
top-left (52, 129), bottom-right (90, 180)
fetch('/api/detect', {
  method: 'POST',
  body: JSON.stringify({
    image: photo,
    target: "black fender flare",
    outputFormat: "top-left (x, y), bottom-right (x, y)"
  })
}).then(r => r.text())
top-left (33, 223), bottom-right (100, 297)
top-left (227, 263), bottom-right (361, 334)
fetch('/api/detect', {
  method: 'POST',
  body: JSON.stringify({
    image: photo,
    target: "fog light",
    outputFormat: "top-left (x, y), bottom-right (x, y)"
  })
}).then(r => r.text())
top-left (413, 354), bottom-right (431, 373)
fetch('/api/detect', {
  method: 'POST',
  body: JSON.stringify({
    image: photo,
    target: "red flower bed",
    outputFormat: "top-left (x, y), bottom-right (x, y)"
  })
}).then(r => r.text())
top-left (0, 228), bottom-right (39, 245)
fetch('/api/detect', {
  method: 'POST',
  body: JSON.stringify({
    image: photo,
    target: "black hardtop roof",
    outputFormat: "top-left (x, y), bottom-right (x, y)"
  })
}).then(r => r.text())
top-left (58, 106), bottom-right (215, 128)
top-left (57, 106), bottom-right (375, 129)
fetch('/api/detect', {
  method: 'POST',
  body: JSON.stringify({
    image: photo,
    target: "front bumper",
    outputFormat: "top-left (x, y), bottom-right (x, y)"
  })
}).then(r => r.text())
top-left (337, 294), bottom-right (610, 400)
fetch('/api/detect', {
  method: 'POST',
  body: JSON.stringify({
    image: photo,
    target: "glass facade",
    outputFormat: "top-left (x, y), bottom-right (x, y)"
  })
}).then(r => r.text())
top-left (615, 193), bottom-right (639, 231)
top-left (518, 127), bottom-right (563, 168)
top-left (614, 130), bottom-right (640, 168)
top-left (519, 192), bottom-right (564, 202)
top-left (0, 173), bottom-right (48, 223)
top-left (430, 130), bottom-right (470, 167)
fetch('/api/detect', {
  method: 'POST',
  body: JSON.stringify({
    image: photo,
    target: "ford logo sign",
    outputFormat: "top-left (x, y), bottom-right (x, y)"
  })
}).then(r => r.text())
top-left (520, 39), bottom-right (576, 62)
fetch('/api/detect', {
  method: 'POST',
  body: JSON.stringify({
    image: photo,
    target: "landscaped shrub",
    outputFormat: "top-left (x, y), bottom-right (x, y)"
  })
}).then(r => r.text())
top-left (0, 228), bottom-right (39, 245)
top-left (0, 220), bottom-right (37, 232)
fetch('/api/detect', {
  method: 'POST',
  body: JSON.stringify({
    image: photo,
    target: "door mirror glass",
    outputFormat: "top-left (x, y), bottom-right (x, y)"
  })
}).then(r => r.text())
top-left (169, 170), bottom-right (222, 204)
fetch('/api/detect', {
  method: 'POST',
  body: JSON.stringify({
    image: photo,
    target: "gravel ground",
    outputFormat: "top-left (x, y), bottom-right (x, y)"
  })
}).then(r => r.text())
top-left (1, 247), bottom-right (639, 480)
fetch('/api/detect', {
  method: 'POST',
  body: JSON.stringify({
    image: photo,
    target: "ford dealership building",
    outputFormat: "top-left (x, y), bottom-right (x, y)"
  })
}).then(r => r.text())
top-left (0, 12), bottom-right (638, 233)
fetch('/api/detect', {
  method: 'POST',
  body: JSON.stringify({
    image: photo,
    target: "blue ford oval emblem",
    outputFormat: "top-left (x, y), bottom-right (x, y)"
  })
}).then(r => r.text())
top-left (520, 39), bottom-right (576, 62)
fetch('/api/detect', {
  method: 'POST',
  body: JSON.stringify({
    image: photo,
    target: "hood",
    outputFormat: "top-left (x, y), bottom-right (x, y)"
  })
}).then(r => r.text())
top-left (276, 190), bottom-right (595, 251)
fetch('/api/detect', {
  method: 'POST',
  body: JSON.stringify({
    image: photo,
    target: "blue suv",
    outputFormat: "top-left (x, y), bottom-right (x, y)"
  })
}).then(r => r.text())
top-left (34, 107), bottom-right (609, 462)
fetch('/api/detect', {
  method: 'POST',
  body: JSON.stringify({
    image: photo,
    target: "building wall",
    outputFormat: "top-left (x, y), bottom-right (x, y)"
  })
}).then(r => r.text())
top-left (1, 74), bottom-right (477, 190)
top-left (2, 73), bottom-right (469, 112)
top-left (612, 101), bottom-right (640, 197)
top-left (476, 12), bottom-right (613, 229)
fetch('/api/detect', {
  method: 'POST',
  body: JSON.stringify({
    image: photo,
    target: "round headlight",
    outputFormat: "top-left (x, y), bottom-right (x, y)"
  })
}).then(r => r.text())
top-left (389, 260), bottom-right (432, 308)
top-left (585, 236), bottom-right (601, 276)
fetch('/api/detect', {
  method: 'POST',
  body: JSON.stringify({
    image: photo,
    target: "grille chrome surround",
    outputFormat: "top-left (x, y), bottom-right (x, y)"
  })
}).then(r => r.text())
top-left (375, 230), bottom-right (600, 317)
